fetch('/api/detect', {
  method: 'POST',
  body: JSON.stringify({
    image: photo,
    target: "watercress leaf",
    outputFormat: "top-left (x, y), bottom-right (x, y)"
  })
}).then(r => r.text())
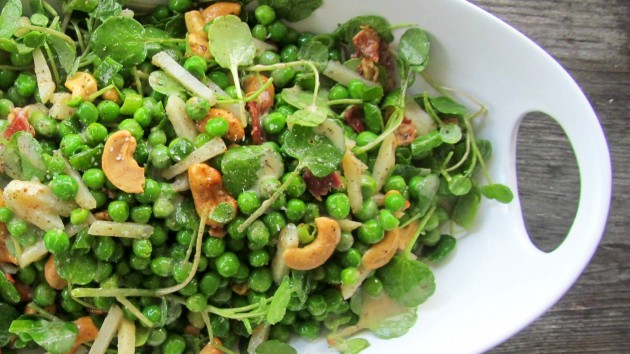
top-left (481, 183), bottom-right (514, 203)
top-left (439, 123), bottom-right (462, 144)
top-left (368, 305), bottom-right (418, 339)
top-left (221, 144), bottom-right (284, 196)
top-left (297, 40), bottom-right (329, 63)
top-left (430, 96), bottom-right (468, 116)
top-left (207, 15), bottom-right (256, 70)
top-left (258, 0), bottom-right (323, 22)
top-left (0, 303), bottom-right (19, 346)
top-left (340, 338), bottom-right (370, 354)
top-left (448, 174), bottom-right (472, 196)
top-left (323, 313), bottom-right (353, 331)
top-left (399, 28), bottom-right (430, 71)
top-left (333, 15), bottom-right (394, 43)
top-left (255, 339), bottom-right (298, 354)
top-left (0, 0), bottom-right (22, 39)
top-left (148, 70), bottom-right (188, 97)
top-left (47, 35), bottom-right (76, 73)
top-left (90, 16), bottom-right (148, 67)
top-left (451, 186), bottom-right (481, 229)
top-left (423, 234), bottom-right (457, 262)
top-left (94, 57), bottom-right (123, 87)
top-left (290, 270), bottom-right (311, 304)
top-left (280, 86), bottom-right (334, 116)
top-left (283, 125), bottom-right (345, 177)
top-left (9, 319), bottom-right (78, 354)
top-left (363, 103), bottom-right (383, 133)
top-left (376, 255), bottom-right (435, 308)
top-left (267, 276), bottom-right (292, 325)
top-left (0, 38), bottom-right (18, 54)
top-left (63, 0), bottom-right (98, 13)
top-left (91, 0), bottom-right (122, 22)
top-left (0, 272), bottom-right (20, 304)
top-left (391, 164), bottom-right (431, 181)
top-left (362, 85), bottom-right (383, 104)
top-left (54, 252), bottom-right (98, 285)
top-left (14, 131), bottom-right (47, 181)
top-left (287, 104), bottom-right (328, 127)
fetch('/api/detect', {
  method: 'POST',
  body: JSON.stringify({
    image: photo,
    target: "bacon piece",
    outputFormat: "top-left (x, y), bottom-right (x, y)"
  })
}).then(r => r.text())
top-left (247, 101), bottom-right (265, 145)
top-left (378, 40), bottom-right (397, 91)
top-left (357, 57), bottom-right (380, 82)
top-left (303, 170), bottom-right (343, 199)
top-left (352, 26), bottom-right (380, 62)
top-left (394, 118), bottom-right (417, 147)
top-left (4, 108), bottom-right (34, 139)
top-left (344, 105), bottom-right (365, 133)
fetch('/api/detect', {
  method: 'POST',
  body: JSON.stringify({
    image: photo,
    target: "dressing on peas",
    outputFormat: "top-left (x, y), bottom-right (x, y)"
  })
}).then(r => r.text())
top-left (0, 0), bottom-right (513, 353)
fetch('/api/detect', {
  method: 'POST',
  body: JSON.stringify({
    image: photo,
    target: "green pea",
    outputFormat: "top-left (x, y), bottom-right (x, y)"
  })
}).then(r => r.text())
top-left (168, 0), bottom-right (191, 12)
top-left (325, 193), bottom-right (350, 219)
top-left (131, 205), bottom-right (152, 224)
top-left (340, 248), bottom-right (361, 268)
top-left (186, 293), bottom-right (207, 312)
top-left (15, 73), bottom-right (37, 97)
top-left (215, 252), bottom-right (240, 278)
top-left (136, 178), bottom-right (161, 204)
top-left (202, 237), bottom-right (225, 258)
top-left (0, 207), bottom-right (12, 224)
top-left (208, 70), bottom-right (229, 89)
top-left (255, 5), bottom-right (276, 25)
top-left (94, 237), bottom-right (116, 261)
top-left (297, 32), bottom-right (314, 47)
top-left (336, 231), bottom-right (354, 252)
top-left (286, 198), bottom-right (306, 222)
top-left (199, 272), bottom-right (221, 297)
top-left (355, 131), bottom-right (378, 147)
top-left (354, 199), bottom-right (378, 221)
top-left (0, 98), bottom-right (14, 117)
top-left (227, 217), bottom-right (247, 239)
top-left (247, 220), bottom-right (270, 247)
top-left (43, 229), bottom-right (70, 254)
top-left (258, 51), bottom-right (280, 65)
top-left (358, 219), bottom-right (384, 244)
top-left (66, 96), bottom-right (83, 108)
top-left (130, 253), bottom-right (151, 270)
top-left (385, 175), bottom-right (406, 192)
top-left (152, 4), bottom-right (171, 20)
top-left (150, 145), bottom-right (172, 169)
top-left (296, 321), bottom-right (320, 341)
top-left (224, 85), bottom-right (238, 99)
top-left (303, 203), bottom-right (320, 223)
top-left (85, 123), bottom-right (108, 145)
top-left (168, 137), bottom-right (195, 162)
top-left (267, 21), bottom-right (288, 42)
top-left (132, 239), bottom-right (152, 258)
top-left (60, 134), bottom-right (85, 157)
top-left (183, 56), bottom-right (207, 79)
top-left (248, 249), bottom-right (270, 267)
top-left (29, 111), bottom-right (57, 137)
top-left (118, 119), bottom-right (144, 140)
top-left (263, 111), bottom-right (286, 134)
top-left (108, 201), bottom-right (130, 222)
top-left (150, 257), bottom-right (173, 277)
top-left (153, 198), bottom-right (175, 218)
top-left (248, 268), bottom-right (273, 292)
top-left (271, 67), bottom-right (295, 88)
top-left (142, 304), bottom-right (162, 323)
top-left (33, 282), bottom-right (56, 306)
top-left (70, 208), bottom-right (90, 225)
top-left (363, 276), bottom-right (384, 297)
top-left (297, 223), bottom-right (315, 244)
top-left (262, 211), bottom-right (286, 236)
top-left (50, 174), bottom-right (78, 200)
top-left (361, 174), bottom-right (378, 198)
top-left (204, 117), bottom-right (229, 138)
top-left (379, 209), bottom-right (400, 231)
top-left (238, 191), bottom-right (261, 215)
top-left (185, 97), bottom-right (211, 121)
top-left (251, 24), bottom-right (268, 41)
top-left (77, 101), bottom-right (99, 125)
top-left (280, 44), bottom-right (299, 63)
top-left (0, 69), bottom-right (17, 89)
top-left (341, 267), bottom-right (361, 285)
top-left (133, 107), bottom-right (153, 128)
top-left (329, 49), bottom-right (342, 61)
top-left (347, 79), bottom-right (367, 99)
top-left (282, 173), bottom-right (306, 198)
top-left (328, 84), bottom-right (349, 101)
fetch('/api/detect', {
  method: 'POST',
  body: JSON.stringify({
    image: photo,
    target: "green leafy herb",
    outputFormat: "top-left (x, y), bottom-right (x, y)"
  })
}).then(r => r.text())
top-left (0, 0), bottom-right (21, 39)
top-left (54, 253), bottom-right (98, 285)
top-left (439, 124), bottom-right (462, 144)
top-left (430, 96), bottom-right (468, 116)
top-left (94, 57), bottom-right (123, 87)
top-left (423, 234), bottom-right (457, 262)
top-left (90, 16), bottom-right (149, 67)
top-left (255, 340), bottom-right (298, 354)
top-left (91, 0), bottom-right (122, 22)
top-left (0, 272), bottom-right (20, 304)
top-left (377, 255), bottom-right (435, 308)
top-left (267, 277), bottom-right (292, 325)
top-left (47, 35), bottom-right (76, 74)
top-left (333, 15), bottom-right (394, 43)
top-left (399, 28), bottom-right (430, 72)
top-left (481, 183), bottom-right (514, 203)
top-left (0, 303), bottom-right (19, 347)
top-left (258, 0), bottom-right (323, 22)
top-left (286, 104), bottom-right (328, 127)
top-left (451, 187), bottom-right (481, 229)
top-left (298, 40), bottom-right (329, 63)
top-left (221, 144), bottom-right (284, 196)
top-left (9, 317), bottom-right (78, 354)
top-left (148, 70), bottom-right (188, 97)
top-left (283, 125), bottom-right (344, 177)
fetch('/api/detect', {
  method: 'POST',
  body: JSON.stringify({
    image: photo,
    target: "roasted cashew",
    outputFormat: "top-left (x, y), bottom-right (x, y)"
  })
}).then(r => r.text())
top-left (65, 72), bottom-right (97, 100)
top-left (102, 130), bottom-right (146, 194)
top-left (45, 255), bottom-right (68, 290)
top-left (68, 316), bottom-right (99, 354)
top-left (397, 221), bottom-right (419, 252)
top-left (188, 31), bottom-right (212, 59)
top-left (201, 2), bottom-right (242, 23)
top-left (102, 88), bottom-right (121, 104)
top-left (362, 228), bottom-right (400, 270)
top-left (185, 10), bottom-right (206, 34)
top-left (283, 217), bottom-right (341, 270)
top-left (188, 163), bottom-right (238, 229)
top-left (196, 108), bottom-right (245, 142)
top-left (244, 75), bottom-right (275, 113)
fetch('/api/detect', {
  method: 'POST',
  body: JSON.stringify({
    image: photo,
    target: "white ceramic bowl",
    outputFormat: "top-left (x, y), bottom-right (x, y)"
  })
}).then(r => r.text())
top-left (285, 0), bottom-right (611, 353)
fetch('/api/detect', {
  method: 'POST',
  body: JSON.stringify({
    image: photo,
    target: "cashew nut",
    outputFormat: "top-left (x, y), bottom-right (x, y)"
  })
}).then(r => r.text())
top-left (196, 108), bottom-right (245, 142)
top-left (102, 88), bottom-right (121, 104)
top-left (102, 130), bottom-right (146, 194)
top-left (65, 72), bottom-right (97, 100)
top-left (201, 2), bottom-right (242, 23)
top-left (45, 255), bottom-right (68, 290)
top-left (68, 316), bottom-right (99, 354)
top-left (283, 217), bottom-right (341, 270)
top-left (200, 338), bottom-right (223, 354)
top-left (185, 10), bottom-right (206, 34)
top-left (188, 163), bottom-right (238, 229)
top-left (397, 221), bottom-right (419, 252)
top-left (188, 31), bottom-right (213, 60)
top-left (362, 228), bottom-right (400, 270)
top-left (244, 75), bottom-right (275, 113)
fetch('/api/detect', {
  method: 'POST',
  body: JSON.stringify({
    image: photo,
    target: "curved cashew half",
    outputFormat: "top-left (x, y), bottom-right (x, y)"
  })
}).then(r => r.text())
top-left (196, 108), bottom-right (244, 142)
top-left (188, 163), bottom-right (238, 229)
top-left (201, 2), bottom-right (242, 23)
top-left (185, 10), bottom-right (206, 34)
top-left (45, 255), bottom-right (68, 290)
top-left (244, 75), bottom-right (275, 113)
top-left (283, 217), bottom-right (341, 270)
top-left (397, 221), bottom-right (419, 252)
top-left (65, 72), bottom-right (97, 100)
top-left (188, 31), bottom-right (213, 60)
top-left (102, 130), bottom-right (145, 194)
top-left (362, 228), bottom-right (400, 270)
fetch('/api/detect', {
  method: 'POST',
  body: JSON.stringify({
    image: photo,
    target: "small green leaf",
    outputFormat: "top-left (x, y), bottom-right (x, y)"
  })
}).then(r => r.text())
top-left (376, 255), bottom-right (435, 308)
top-left (333, 15), bottom-right (394, 43)
top-left (481, 183), bottom-right (514, 203)
top-left (55, 253), bottom-right (98, 285)
top-left (208, 202), bottom-right (236, 225)
top-left (91, 0), bottom-right (122, 22)
top-left (90, 16), bottom-right (148, 67)
top-left (255, 340), bottom-right (298, 354)
top-left (0, 38), bottom-right (18, 53)
top-left (448, 174), bottom-right (472, 196)
top-left (430, 96), bottom-right (468, 116)
top-left (0, 303), bottom-right (19, 346)
top-left (148, 70), bottom-right (188, 97)
top-left (336, 338), bottom-right (371, 354)
top-left (258, 0), bottom-right (323, 22)
top-left (423, 234), bottom-right (457, 262)
top-left (221, 144), bottom-right (284, 196)
top-left (0, 272), bottom-right (20, 304)
top-left (47, 35), bottom-right (77, 73)
top-left (297, 40), bottom-right (329, 63)
top-left (363, 103), bottom-right (383, 133)
top-left (283, 125), bottom-right (345, 177)
top-left (208, 15), bottom-right (256, 70)
top-left (0, 0), bottom-right (22, 39)
top-left (439, 124), bottom-right (462, 144)
top-left (287, 105), bottom-right (327, 127)
top-left (399, 28), bottom-right (430, 71)
top-left (362, 85), bottom-right (383, 104)
top-left (9, 319), bottom-right (78, 354)
top-left (451, 187), bottom-right (481, 229)
top-left (267, 276), bottom-right (292, 325)
top-left (94, 57), bottom-right (123, 87)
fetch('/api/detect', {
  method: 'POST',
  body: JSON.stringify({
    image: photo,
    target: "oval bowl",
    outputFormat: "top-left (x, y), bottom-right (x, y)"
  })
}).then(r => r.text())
top-left (285, 0), bottom-right (611, 353)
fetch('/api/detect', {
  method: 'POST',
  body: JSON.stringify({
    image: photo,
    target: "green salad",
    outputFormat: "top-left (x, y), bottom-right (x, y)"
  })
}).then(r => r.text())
top-left (0, 0), bottom-right (513, 353)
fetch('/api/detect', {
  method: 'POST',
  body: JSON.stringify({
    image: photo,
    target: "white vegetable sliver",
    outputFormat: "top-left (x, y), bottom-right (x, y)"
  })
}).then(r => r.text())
top-left (253, 38), bottom-right (277, 54)
top-left (152, 51), bottom-right (217, 104)
top-left (314, 119), bottom-right (346, 152)
top-left (272, 224), bottom-right (298, 284)
top-left (323, 61), bottom-right (380, 88)
top-left (49, 93), bottom-right (76, 120)
top-left (161, 137), bottom-right (227, 179)
top-left (338, 219), bottom-right (363, 232)
top-left (88, 221), bottom-right (154, 239)
top-left (32, 49), bottom-right (55, 104)
top-left (341, 266), bottom-right (371, 299)
top-left (170, 173), bottom-right (191, 192)
top-left (165, 95), bottom-right (199, 142)
top-left (372, 135), bottom-right (397, 190)
top-left (247, 324), bottom-right (270, 354)
top-left (18, 240), bottom-right (47, 268)
top-left (89, 305), bottom-right (123, 354)
top-left (16, 133), bottom-right (46, 172)
top-left (117, 318), bottom-right (136, 354)
top-left (342, 150), bottom-right (367, 214)
top-left (404, 95), bottom-right (436, 137)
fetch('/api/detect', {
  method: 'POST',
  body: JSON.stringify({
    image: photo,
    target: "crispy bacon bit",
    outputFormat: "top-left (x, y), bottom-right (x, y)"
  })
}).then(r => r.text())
top-left (357, 57), bottom-right (380, 82)
top-left (14, 280), bottom-right (32, 302)
top-left (304, 170), bottom-right (343, 199)
top-left (394, 118), bottom-right (417, 146)
top-left (353, 26), bottom-right (380, 62)
top-left (4, 108), bottom-right (34, 139)
top-left (378, 40), bottom-right (396, 91)
top-left (344, 105), bottom-right (365, 133)
top-left (247, 101), bottom-right (265, 145)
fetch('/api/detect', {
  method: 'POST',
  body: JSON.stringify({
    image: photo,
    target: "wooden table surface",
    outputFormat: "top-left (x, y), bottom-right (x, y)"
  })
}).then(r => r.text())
top-left (467, 0), bottom-right (630, 352)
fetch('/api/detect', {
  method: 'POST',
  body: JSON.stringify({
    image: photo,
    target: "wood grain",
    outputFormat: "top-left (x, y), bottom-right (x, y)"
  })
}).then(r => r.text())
top-left (469, 0), bottom-right (630, 352)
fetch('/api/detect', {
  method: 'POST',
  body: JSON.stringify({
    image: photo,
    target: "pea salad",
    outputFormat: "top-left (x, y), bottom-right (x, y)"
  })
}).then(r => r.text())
top-left (0, 0), bottom-right (513, 353)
